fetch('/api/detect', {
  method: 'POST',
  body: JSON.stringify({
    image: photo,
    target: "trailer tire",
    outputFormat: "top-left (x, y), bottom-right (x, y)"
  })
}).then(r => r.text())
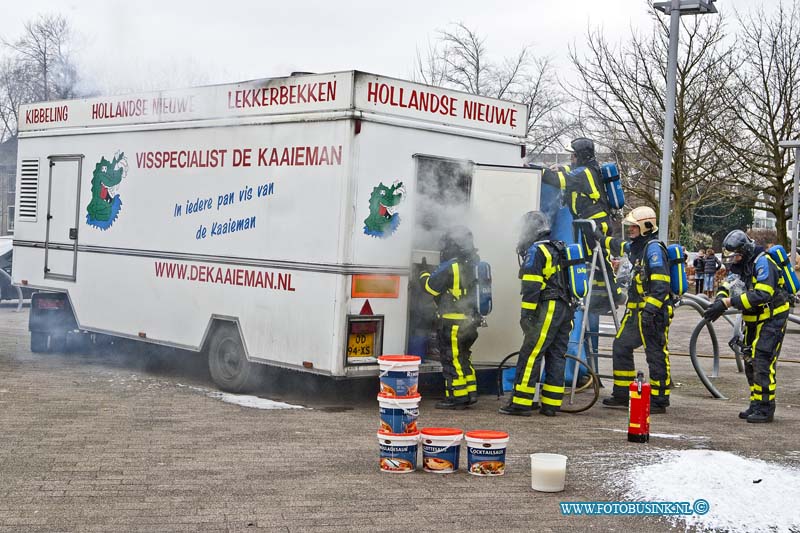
top-left (31, 332), bottom-right (48, 353)
top-left (207, 322), bottom-right (261, 393)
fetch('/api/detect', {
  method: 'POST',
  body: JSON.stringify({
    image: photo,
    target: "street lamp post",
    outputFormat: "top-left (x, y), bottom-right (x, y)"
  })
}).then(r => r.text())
top-left (779, 140), bottom-right (800, 267)
top-left (653, 0), bottom-right (718, 243)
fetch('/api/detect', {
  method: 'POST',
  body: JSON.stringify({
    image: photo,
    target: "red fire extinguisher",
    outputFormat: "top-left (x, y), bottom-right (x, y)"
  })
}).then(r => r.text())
top-left (628, 370), bottom-right (650, 443)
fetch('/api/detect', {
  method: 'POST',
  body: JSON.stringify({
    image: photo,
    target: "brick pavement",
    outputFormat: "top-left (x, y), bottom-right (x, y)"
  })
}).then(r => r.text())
top-left (1, 302), bottom-right (799, 532)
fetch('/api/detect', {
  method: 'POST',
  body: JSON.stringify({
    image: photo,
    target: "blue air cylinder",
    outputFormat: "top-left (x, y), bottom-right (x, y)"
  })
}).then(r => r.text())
top-left (601, 163), bottom-right (625, 210)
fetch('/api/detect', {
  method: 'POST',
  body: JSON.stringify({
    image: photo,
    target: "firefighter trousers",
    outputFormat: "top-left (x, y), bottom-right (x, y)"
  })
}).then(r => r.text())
top-left (511, 300), bottom-right (573, 410)
top-left (611, 306), bottom-right (673, 406)
top-left (742, 311), bottom-right (788, 414)
top-left (582, 220), bottom-right (622, 311)
top-left (437, 318), bottom-right (478, 400)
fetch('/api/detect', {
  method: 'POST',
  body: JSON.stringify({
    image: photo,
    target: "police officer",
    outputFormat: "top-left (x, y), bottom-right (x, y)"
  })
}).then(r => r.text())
top-left (704, 231), bottom-right (790, 423)
top-left (420, 226), bottom-right (480, 409)
top-left (602, 206), bottom-right (673, 414)
top-left (500, 211), bottom-right (574, 417)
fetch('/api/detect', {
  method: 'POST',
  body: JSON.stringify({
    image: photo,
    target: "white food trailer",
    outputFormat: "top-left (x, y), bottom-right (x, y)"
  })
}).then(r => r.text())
top-left (12, 70), bottom-right (542, 391)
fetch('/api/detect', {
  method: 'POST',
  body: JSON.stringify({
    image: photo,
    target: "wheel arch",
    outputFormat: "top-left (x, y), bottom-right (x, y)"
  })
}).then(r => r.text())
top-left (199, 314), bottom-right (251, 360)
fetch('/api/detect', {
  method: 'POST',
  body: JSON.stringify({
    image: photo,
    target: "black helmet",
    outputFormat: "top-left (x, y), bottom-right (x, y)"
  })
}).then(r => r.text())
top-left (440, 225), bottom-right (476, 262)
top-left (722, 230), bottom-right (755, 261)
top-left (517, 211), bottom-right (551, 255)
top-left (570, 137), bottom-right (596, 165)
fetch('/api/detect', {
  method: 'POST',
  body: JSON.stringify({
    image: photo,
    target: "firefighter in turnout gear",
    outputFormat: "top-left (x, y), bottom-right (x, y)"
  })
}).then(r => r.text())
top-left (602, 206), bottom-right (673, 414)
top-left (420, 226), bottom-right (480, 409)
top-left (499, 211), bottom-right (574, 417)
top-left (541, 138), bottom-right (622, 306)
top-left (704, 230), bottom-right (789, 423)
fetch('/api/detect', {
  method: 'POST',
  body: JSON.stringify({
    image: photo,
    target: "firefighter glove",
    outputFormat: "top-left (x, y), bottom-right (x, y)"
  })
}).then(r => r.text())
top-left (703, 299), bottom-right (727, 322)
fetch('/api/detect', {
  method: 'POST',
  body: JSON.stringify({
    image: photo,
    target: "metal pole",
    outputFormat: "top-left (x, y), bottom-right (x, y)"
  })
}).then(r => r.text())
top-left (658, 0), bottom-right (681, 244)
top-left (792, 147), bottom-right (799, 267)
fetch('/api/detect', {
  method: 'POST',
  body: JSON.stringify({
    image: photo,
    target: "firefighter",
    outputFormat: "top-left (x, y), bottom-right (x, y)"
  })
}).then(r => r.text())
top-left (499, 211), bottom-right (574, 417)
top-left (420, 226), bottom-right (480, 409)
top-left (704, 230), bottom-right (789, 423)
top-left (601, 206), bottom-right (673, 414)
top-left (542, 138), bottom-right (612, 238)
top-left (541, 138), bottom-right (622, 324)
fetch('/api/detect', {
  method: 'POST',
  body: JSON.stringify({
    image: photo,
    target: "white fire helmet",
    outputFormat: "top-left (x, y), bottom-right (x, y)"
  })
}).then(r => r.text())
top-left (623, 206), bottom-right (658, 235)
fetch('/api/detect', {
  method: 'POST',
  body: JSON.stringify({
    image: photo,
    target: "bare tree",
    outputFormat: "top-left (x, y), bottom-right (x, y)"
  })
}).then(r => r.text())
top-left (0, 58), bottom-right (30, 142)
top-left (568, 11), bottom-right (737, 242)
top-left (0, 14), bottom-right (79, 141)
top-left (716, 1), bottom-right (800, 246)
top-left (414, 22), bottom-right (573, 154)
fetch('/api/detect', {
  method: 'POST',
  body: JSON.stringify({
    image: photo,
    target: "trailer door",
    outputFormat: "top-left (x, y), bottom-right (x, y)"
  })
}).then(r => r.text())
top-left (469, 165), bottom-right (541, 363)
top-left (44, 155), bottom-right (83, 281)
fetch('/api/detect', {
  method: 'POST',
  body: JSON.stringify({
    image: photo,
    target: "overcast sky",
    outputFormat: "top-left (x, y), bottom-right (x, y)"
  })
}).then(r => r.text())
top-left (0, 0), bottom-right (777, 95)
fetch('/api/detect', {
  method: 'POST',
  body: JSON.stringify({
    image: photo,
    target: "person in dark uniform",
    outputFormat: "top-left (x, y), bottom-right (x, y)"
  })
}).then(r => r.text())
top-left (704, 230), bottom-right (790, 423)
top-left (499, 211), bottom-right (574, 417)
top-left (542, 138), bottom-right (612, 242)
top-left (541, 138), bottom-right (621, 295)
top-left (601, 206), bottom-right (673, 414)
top-left (540, 138), bottom-right (621, 365)
top-left (420, 226), bottom-right (480, 409)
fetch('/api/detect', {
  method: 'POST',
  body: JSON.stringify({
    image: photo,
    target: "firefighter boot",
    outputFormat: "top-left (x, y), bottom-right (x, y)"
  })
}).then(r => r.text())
top-left (468, 392), bottom-right (478, 406)
top-left (539, 405), bottom-right (558, 417)
top-left (739, 403), bottom-right (757, 420)
top-left (435, 398), bottom-right (469, 410)
top-left (746, 407), bottom-right (774, 423)
top-left (498, 401), bottom-right (532, 417)
top-left (649, 404), bottom-right (667, 415)
top-left (602, 396), bottom-right (628, 408)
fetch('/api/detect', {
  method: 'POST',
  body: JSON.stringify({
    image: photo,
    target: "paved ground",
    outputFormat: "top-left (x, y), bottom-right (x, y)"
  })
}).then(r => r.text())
top-left (2, 301), bottom-right (800, 532)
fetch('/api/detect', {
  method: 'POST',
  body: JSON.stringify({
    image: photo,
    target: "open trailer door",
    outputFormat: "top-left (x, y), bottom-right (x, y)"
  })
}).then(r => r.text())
top-left (469, 164), bottom-right (541, 363)
top-left (44, 155), bottom-right (84, 282)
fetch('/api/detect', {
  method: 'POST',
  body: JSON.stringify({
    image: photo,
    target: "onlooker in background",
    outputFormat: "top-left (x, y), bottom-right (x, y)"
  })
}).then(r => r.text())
top-left (693, 249), bottom-right (706, 294)
top-left (703, 247), bottom-right (722, 298)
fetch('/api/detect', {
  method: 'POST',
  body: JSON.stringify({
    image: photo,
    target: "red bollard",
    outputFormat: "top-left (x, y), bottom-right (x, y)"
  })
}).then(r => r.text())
top-left (628, 371), bottom-right (650, 443)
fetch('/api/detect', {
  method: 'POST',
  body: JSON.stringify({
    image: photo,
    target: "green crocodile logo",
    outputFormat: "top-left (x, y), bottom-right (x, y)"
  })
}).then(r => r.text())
top-left (363, 181), bottom-right (405, 238)
top-left (86, 152), bottom-right (127, 230)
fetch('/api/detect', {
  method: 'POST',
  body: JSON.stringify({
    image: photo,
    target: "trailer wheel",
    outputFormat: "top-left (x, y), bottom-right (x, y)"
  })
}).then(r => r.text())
top-left (31, 332), bottom-right (48, 353)
top-left (207, 322), bottom-right (261, 393)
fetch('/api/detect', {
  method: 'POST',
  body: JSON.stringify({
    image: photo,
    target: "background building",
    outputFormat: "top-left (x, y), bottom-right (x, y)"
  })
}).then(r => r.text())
top-left (0, 137), bottom-right (17, 236)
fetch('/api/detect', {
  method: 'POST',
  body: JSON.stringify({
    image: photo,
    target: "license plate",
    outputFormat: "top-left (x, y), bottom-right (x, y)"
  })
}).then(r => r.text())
top-left (347, 332), bottom-right (375, 362)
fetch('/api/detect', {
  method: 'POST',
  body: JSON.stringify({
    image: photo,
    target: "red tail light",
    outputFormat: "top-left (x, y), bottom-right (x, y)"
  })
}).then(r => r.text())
top-left (36, 298), bottom-right (65, 310)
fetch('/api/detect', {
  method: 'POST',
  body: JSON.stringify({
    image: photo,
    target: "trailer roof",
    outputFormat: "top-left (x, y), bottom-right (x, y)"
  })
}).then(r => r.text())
top-left (18, 71), bottom-right (529, 139)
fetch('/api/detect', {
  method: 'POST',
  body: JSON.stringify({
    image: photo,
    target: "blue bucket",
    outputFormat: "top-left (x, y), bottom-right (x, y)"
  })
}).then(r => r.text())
top-left (378, 355), bottom-right (420, 397)
top-left (465, 430), bottom-right (509, 476)
top-left (421, 427), bottom-right (463, 473)
top-left (378, 432), bottom-right (419, 473)
top-left (378, 394), bottom-right (420, 434)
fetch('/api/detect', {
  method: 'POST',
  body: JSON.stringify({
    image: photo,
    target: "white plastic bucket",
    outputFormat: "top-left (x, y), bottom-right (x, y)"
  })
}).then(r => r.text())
top-left (378, 432), bottom-right (419, 473)
top-left (465, 430), bottom-right (509, 476)
top-left (378, 355), bottom-right (421, 397)
top-left (530, 453), bottom-right (567, 492)
top-left (378, 394), bottom-right (420, 434)
top-left (420, 427), bottom-right (463, 473)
